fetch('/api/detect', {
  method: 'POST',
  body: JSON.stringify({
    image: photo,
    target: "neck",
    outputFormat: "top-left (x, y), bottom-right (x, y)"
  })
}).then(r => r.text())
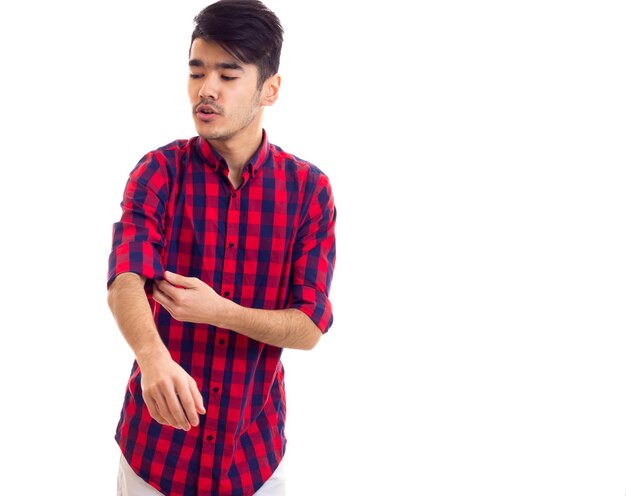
top-left (208, 120), bottom-right (264, 175)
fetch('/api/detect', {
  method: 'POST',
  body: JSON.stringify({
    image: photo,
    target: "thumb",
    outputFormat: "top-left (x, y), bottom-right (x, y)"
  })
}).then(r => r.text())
top-left (164, 270), bottom-right (195, 288)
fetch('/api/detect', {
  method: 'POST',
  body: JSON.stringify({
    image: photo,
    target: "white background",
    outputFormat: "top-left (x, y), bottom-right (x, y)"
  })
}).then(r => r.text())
top-left (1, 1), bottom-right (625, 494)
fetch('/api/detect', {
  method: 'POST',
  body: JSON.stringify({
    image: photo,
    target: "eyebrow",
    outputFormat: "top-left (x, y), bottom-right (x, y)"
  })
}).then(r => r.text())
top-left (188, 59), bottom-right (244, 71)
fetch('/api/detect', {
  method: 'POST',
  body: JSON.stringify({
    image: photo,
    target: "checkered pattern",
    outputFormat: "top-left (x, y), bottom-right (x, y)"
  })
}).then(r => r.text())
top-left (108, 131), bottom-right (336, 495)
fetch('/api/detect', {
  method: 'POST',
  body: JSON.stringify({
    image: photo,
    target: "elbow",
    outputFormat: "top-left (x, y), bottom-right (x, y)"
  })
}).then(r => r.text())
top-left (107, 284), bottom-right (123, 317)
top-left (107, 276), bottom-right (124, 312)
top-left (107, 286), bottom-right (116, 312)
top-left (107, 272), bottom-right (145, 312)
top-left (310, 328), bottom-right (323, 349)
top-left (290, 309), bottom-right (323, 350)
top-left (301, 326), bottom-right (322, 351)
top-left (107, 275), bottom-right (121, 312)
top-left (294, 309), bottom-right (323, 351)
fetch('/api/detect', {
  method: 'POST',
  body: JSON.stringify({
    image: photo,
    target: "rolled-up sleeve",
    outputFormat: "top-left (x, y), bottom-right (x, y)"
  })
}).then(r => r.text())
top-left (288, 174), bottom-right (337, 333)
top-left (107, 153), bottom-right (169, 288)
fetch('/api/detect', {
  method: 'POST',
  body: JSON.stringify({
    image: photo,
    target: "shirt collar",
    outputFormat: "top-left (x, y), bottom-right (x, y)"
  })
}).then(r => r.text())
top-left (195, 129), bottom-right (270, 178)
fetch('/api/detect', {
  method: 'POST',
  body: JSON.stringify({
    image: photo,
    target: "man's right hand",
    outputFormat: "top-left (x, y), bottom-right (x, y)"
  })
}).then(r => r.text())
top-left (138, 353), bottom-right (206, 431)
top-left (108, 272), bottom-right (206, 430)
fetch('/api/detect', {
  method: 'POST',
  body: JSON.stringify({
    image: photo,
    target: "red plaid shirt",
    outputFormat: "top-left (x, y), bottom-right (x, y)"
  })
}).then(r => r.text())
top-left (108, 131), bottom-right (336, 495)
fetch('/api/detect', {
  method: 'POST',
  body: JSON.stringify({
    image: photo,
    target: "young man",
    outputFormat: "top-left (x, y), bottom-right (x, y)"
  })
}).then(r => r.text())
top-left (107, 1), bottom-right (337, 495)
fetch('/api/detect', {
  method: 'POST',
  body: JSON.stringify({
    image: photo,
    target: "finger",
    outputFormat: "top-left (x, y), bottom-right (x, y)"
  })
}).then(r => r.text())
top-left (188, 376), bottom-right (206, 415)
top-left (176, 379), bottom-right (200, 427)
top-left (152, 283), bottom-right (175, 306)
top-left (153, 391), bottom-right (178, 428)
top-left (164, 271), bottom-right (195, 289)
top-left (153, 397), bottom-right (175, 427)
top-left (162, 384), bottom-right (191, 431)
top-left (154, 279), bottom-right (180, 300)
top-left (144, 394), bottom-right (168, 425)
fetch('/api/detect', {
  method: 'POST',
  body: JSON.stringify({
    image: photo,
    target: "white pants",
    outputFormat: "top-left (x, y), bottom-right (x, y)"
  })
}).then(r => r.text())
top-left (117, 453), bottom-right (287, 496)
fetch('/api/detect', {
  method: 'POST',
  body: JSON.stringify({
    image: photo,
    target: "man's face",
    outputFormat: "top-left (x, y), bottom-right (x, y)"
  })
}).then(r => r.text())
top-left (188, 38), bottom-right (267, 142)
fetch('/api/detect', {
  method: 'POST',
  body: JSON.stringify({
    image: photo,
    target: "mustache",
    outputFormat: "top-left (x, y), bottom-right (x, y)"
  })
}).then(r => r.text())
top-left (194, 99), bottom-right (224, 114)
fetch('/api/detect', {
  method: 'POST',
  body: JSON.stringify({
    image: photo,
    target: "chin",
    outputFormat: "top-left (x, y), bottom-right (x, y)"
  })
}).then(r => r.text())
top-left (198, 129), bottom-right (234, 142)
top-left (195, 123), bottom-right (225, 141)
top-left (199, 131), bottom-right (229, 141)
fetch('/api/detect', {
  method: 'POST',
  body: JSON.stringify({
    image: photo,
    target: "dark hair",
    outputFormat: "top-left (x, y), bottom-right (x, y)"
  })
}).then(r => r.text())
top-left (191, 0), bottom-right (284, 88)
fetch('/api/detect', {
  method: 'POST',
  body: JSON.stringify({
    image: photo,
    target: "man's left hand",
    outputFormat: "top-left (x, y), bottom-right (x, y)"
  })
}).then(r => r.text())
top-left (153, 271), bottom-right (232, 325)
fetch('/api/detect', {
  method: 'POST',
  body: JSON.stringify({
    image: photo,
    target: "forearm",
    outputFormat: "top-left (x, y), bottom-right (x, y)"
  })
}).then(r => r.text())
top-left (152, 272), bottom-right (322, 350)
top-left (107, 272), bottom-right (170, 365)
top-left (217, 302), bottom-right (321, 350)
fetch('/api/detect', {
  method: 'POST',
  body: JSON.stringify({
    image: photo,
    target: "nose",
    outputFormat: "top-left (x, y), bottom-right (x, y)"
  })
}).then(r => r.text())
top-left (199, 74), bottom-right (218, 101)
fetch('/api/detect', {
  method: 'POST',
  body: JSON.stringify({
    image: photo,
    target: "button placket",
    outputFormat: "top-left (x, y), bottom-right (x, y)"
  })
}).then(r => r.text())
top-left (202, 189), bottom-right (240, 457)
top-left (199, 189), bottom-right (242, 483)
top-left (222, 192), bottom-right (240, 298)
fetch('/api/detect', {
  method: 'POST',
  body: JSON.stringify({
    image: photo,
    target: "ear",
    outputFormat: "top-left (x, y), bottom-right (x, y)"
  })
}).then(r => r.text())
top-left (261, 74), bottom-right (281, 106)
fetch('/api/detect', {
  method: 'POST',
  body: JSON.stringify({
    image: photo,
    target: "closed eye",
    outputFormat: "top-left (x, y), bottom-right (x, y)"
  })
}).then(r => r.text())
top-left (190, 73), bottom-right (203, 79)
top-left (221, 76), bottom-right (238, 81)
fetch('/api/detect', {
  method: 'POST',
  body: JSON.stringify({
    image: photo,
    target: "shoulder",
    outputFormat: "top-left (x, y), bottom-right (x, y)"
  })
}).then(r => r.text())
top-left (136, 138), bottom-right (194, 169)
top-left (129, 138), bottom-right (195, 185)
top-left (269, 143), bottom-right (332, 191)
top-left (268, 144), bottom-right (335, 220)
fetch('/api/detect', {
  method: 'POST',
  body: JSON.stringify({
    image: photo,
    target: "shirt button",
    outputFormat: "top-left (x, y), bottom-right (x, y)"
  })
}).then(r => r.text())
top-left (224, 291), bottom-right (230, 297)
top-left (213, 387), bottom-right (219, 393)
top-left (218, 339), bottom-right (225, 345)
top-left (206, 435), bottom-right (214, 442)
top-left (228, 242), bottom-right (235, 248)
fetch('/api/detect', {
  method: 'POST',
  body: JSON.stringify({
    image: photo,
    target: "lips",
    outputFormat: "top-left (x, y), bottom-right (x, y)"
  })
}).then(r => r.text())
top-left (196, 103), bottom-right (220, 115)
top-left (195, 103), bottom-right (221, 122)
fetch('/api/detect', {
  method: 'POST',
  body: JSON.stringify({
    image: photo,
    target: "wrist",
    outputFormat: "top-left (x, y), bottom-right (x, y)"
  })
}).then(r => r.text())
top-left (136, 343), bottom-right (170, 368)
top-left (216, 297), bottom-right (241, 329)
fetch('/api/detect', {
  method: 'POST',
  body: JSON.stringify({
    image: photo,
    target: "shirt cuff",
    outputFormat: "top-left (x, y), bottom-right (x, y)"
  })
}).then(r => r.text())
top-left (288, 285), bottom-right (334, 334)
top-left (107, 240), bottom-right (165, 288)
